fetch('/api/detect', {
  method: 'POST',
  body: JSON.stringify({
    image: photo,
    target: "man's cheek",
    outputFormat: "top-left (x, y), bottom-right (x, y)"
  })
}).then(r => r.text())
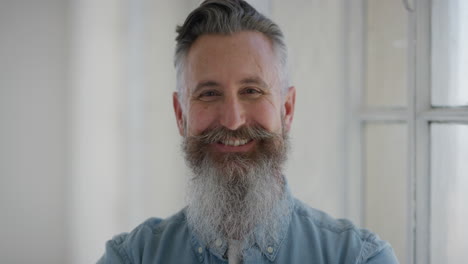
top-left (187, 114), bottom-right (214, 136)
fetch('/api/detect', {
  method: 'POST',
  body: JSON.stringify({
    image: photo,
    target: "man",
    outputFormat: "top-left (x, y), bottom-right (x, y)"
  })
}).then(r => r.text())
top-left (98, 0), bottom-right (399, 263)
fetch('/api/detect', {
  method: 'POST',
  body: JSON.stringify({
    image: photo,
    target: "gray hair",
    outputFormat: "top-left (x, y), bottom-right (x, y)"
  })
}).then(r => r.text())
top-left (174, 0), bottom-right (290, 110)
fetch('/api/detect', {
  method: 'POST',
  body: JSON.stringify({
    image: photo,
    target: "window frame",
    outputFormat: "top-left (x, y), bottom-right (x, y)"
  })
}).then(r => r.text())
top-left (345, 0), bottom-right (468, 263)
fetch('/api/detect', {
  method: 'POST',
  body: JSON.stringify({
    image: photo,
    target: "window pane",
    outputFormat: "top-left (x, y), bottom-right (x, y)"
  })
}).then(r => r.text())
top-left (365, 0), bottom-right (408, 107)
top-left (431, 0), bottom-right (468, 106)
top-left (430, 123), bottom-right (468, 263)
top-left (364, 123), bottom-right (408, 263)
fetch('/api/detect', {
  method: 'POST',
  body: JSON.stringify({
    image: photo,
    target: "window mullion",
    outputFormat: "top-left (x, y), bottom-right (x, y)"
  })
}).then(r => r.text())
top-left (360, 108), bottom-right (408, 122)
top-left (344, 0), bottom-right (365, 226)
top-left (419, 108), bottom-right (468, 122)
top-left (414, 0), bottom-right (431, 263)
top-left (407, 0), bottom-right (418, 263)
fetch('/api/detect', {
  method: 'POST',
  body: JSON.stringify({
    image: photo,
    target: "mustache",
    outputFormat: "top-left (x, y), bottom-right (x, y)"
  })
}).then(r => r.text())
top-left (190, 125), bottom-right (279, 144)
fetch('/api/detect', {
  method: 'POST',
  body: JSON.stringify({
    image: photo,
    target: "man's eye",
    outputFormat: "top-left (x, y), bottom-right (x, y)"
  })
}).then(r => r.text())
top-left (242, 88), bottom-right (263, 96)
top-left (200, 91), bottom-right (218, 97)
top-left (198, 90), bottom-right (220, 101)
top-left (246, 89), bottom-right (258, 94)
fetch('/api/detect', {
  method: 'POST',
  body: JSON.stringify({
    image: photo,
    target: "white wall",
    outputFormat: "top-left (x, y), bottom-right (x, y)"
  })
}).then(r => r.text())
top-left (272, 0), bottom-right (346, 218)
top-left (68, 0), bottom-right (128, 263)
top-left (0, 0), bottom-right (68, 263)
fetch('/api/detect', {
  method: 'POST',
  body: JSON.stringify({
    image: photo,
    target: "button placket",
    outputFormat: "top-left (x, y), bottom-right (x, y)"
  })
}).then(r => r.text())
top-left (267, 246), bottom-right (274, 254)
top-left (215, 238), bottom-right (223, 247)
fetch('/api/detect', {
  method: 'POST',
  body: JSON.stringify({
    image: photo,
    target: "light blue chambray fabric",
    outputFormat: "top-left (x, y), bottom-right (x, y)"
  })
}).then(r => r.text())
top-left (97, 195), bottom-right (399, 264)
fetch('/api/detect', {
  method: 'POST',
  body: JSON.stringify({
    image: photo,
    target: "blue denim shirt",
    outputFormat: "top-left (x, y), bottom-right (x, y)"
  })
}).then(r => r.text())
top-left (98, 198), bottom-right (398, 264)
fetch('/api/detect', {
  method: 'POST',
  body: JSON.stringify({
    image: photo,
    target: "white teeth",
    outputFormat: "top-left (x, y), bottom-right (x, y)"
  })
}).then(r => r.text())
top-left (221, 138), bottom-right (249, 146)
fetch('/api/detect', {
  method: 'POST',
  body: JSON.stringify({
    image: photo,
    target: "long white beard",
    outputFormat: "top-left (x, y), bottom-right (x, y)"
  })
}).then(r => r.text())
top-left (183, 126), bottom-right (291, 257)
top-left (185, 158), bottom-right (288, 246)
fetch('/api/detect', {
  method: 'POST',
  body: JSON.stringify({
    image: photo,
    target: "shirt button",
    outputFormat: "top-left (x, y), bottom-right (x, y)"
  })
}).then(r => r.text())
top-left (267, 246), bottom-right (274, 254)
top-left (198, 247), bottom-right (203, 254)
top-left (215, 239), bottom-right (222, 247)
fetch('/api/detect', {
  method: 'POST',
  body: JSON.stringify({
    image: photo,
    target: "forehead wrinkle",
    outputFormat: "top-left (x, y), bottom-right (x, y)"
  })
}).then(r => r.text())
top-left (184, 32), bottom-right (281, 99)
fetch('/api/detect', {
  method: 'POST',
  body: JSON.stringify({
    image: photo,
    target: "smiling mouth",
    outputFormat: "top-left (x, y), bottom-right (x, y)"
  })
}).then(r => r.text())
top-left (218, 138), bottom-right (253, 147)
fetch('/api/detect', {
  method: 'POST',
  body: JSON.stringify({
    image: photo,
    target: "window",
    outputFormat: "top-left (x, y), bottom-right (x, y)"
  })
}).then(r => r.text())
top-left (345, 0), bottom-right (468, 263)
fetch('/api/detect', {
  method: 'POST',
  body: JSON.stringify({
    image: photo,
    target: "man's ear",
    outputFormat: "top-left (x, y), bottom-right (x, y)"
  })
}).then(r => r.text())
top-left (283, 86), bottom-right (296, 133)
top-left (173, 92), bottom-right (185, 136)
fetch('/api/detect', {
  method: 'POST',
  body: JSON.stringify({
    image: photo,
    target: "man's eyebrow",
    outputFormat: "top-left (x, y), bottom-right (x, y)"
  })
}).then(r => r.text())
top-left (192, 76), bottom-right (269, 94)
top-left (239, 76), bottom-right (269, 89)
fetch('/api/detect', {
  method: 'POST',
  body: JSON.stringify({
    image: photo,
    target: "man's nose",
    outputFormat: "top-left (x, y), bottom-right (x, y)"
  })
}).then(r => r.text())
top-left (219, 96), bottom-right (246, 130)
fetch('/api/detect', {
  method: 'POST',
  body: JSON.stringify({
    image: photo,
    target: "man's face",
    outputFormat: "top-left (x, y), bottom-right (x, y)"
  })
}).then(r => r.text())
top-left (173, 31), bottom-right (295, 154)
top-left (175, 31), bottom-right (295, 242)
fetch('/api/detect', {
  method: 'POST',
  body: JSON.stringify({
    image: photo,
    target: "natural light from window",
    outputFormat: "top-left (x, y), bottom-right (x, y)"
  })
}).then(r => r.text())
top-left (431, 0), bottom-right (468, 106)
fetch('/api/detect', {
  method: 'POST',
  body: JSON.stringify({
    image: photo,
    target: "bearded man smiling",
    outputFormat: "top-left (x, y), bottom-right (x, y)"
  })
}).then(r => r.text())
top-left (98, 1), bottom-right (399, 263)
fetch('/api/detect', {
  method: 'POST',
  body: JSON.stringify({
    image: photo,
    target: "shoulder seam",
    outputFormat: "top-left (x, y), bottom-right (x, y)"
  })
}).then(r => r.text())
top-left (109, 238), bottom-right (133, 264)
top-left (145, 212), bottom-right (186, 235)
top-left (358, 234), bottom-right (389, 262)
top-left (294, 207), bottom-right (355, 234)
